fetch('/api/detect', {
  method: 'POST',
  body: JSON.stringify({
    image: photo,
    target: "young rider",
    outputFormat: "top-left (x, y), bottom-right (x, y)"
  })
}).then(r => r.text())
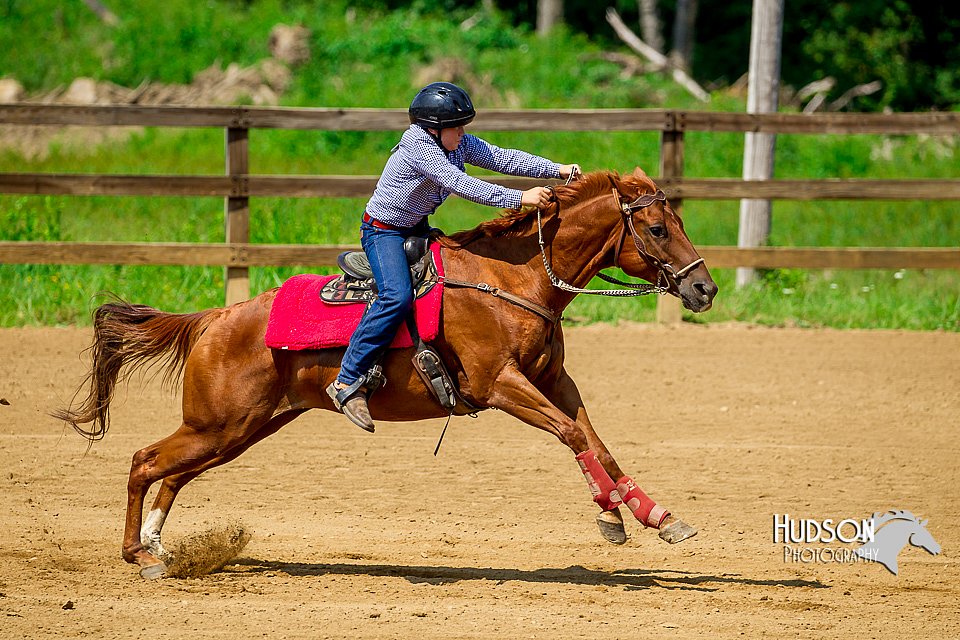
top-left (328, 81), bottom-right (580, 432)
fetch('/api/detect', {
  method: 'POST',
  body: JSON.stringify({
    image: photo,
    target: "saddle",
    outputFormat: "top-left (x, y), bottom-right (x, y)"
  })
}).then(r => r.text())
top-left (327, 236), bottom-right (478, 418)
top-left (321, 236), bottom-right (436, 304)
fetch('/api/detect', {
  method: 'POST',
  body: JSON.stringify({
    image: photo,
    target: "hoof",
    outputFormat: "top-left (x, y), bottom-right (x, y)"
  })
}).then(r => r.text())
top-left (596, 510), bottom-right (627, 545)
top-left (659, 519), bottom-right (698, 544)
top-left (138, 561), bottom-right (168, 580)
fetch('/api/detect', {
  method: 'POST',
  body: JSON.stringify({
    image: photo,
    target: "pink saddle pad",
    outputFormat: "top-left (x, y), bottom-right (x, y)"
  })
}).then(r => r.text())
top-left (264, 243), bottom-right (444, 351)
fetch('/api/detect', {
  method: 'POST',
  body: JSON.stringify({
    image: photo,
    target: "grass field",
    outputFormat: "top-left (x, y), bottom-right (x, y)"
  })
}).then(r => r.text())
top-left (0, 1), bottom-right (957, 329)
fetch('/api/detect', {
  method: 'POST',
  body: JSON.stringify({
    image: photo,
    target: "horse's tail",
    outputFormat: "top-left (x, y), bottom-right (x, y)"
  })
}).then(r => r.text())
top-left (52, 300), bottom-right (220, 442)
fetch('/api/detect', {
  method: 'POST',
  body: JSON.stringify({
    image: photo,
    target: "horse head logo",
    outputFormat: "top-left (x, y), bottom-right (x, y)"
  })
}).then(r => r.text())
top-left (854, 510), bottom-right (941, 575)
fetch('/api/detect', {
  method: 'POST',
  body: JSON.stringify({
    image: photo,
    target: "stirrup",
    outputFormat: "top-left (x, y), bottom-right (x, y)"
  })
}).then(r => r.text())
top-left (412, 347), bottom-right (456, 410)
top-left (326, 380), bottom-right (375, 433)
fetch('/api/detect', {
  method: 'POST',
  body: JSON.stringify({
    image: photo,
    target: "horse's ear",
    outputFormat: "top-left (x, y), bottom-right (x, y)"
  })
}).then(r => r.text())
top-left (607, 170), bottom-right (624, 190)
top-left (631, 166), bottom-right (650, 179)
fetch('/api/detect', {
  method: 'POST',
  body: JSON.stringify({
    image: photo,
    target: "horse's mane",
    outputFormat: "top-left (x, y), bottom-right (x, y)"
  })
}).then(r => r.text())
top-left (872, 510), bottom-right (919, 528)
top-left (438, 169), bottom-right (658, 249)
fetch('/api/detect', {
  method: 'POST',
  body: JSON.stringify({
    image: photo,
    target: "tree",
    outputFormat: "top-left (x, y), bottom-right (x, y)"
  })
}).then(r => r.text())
top-left (637, 0), bottom-right (664, 53)
top-left (537, 0), bottom-right (563, 36)
top-left (670, 0), bottom-right (698, 73)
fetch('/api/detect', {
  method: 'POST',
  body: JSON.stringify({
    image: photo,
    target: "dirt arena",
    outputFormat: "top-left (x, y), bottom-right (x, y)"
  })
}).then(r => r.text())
top-left (1, 323), bottom-right (957, 638)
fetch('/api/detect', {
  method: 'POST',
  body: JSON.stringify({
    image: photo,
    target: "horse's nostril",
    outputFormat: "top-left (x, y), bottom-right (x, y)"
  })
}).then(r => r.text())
top-left (693, 281), bottom-right (718, 299)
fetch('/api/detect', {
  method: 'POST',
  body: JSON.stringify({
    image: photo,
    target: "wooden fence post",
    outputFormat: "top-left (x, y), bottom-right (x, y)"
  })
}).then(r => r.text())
top-left (657, 112), bottom-right (684, 325)
top-left (736, 0), bottom-right (784, 288)
top-left (225, 125), bottom-right (250, 306)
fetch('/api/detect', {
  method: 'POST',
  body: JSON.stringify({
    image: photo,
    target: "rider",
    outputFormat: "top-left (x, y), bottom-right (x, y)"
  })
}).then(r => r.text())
top-left (328, 81), bottom-right (580, 432)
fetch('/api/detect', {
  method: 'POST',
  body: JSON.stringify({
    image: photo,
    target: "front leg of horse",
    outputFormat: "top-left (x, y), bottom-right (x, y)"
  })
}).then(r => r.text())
top-left (481, 368), bottom-right (628, 543)
top-left (545, 369), bottom-right (698, 545)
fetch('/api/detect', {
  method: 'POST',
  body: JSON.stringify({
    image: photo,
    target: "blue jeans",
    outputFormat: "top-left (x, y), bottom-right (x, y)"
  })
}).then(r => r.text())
top-left (337, 218), bottom-right (428, 385)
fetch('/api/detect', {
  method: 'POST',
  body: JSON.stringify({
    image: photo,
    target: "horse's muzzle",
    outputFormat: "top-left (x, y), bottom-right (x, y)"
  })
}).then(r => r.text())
top-left (679, 277), bottom-right (718, 313)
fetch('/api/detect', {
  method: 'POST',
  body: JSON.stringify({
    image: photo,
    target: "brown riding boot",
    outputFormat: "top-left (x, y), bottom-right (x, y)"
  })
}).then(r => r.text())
top-left (326, 381), bottom-right (375, 433)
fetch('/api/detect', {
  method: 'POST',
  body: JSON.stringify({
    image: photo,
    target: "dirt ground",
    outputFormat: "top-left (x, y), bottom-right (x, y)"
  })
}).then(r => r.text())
top-left (0, 323), bottom-right (958, 639)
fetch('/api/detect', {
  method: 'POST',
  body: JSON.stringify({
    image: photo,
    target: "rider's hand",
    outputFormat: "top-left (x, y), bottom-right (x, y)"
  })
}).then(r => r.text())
top-left (521, 186), bottom-right (553, 208)
top-left (558, 164), bottom-right (581, 179)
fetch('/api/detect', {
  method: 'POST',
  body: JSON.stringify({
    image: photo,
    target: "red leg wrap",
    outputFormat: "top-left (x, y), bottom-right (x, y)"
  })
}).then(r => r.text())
top-left (576, 450), bottom-right (623, 511)
top-left (616, 475), bottom-right (669, 528)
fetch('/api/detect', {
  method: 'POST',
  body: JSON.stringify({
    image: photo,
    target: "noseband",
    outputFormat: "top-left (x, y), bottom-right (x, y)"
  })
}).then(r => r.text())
top-left (535, 184), bottom-right (705, 297)
top-left (611, 188), bottom-right (705, 289)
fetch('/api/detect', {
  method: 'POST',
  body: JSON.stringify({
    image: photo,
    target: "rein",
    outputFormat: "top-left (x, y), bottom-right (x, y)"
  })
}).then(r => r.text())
top-left (442, 277), bottom-right (559, 325)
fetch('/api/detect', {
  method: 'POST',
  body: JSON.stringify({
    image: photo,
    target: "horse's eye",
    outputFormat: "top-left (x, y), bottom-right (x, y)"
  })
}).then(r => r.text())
top-left (649, 225), bottom-right (667, 238)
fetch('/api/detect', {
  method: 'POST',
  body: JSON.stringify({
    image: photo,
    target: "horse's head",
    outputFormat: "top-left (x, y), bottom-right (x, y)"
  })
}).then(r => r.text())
top-left (860, 510), bottom-right (942, 575)
top-left (909, 519), bottom-right (942, 556)
top-left (609, 168), bottom-right (718, 312)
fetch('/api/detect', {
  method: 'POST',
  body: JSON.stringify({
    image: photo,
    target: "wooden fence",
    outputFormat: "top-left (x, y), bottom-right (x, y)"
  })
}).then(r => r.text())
top-left (1, 105), bottom-right (958, 315)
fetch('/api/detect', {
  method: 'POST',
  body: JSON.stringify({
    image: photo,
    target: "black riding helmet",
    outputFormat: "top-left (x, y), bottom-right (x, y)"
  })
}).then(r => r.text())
top-left (408, 82), bottom-right (476, 129)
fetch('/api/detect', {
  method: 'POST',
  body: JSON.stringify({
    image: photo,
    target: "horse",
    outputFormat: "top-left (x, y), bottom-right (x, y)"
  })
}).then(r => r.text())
top-left (855, 510), bottom-right (941, 575)
top-left (55, 167), bottom-right (718, 579)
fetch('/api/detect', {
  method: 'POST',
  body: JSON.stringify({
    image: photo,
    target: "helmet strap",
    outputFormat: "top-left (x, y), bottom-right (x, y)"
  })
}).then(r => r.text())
top-left (421, 125), bottom-right (449, 152)
top-left (423, 125), bottom-right (442, 144)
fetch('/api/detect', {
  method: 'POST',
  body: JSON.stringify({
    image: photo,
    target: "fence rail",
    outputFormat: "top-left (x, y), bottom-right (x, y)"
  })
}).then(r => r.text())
top-left (1, 242), bottom-right (955, 271)
top-left (3, 173), bottom-right (960, 200)
top-left (2, 104), bottom-right (958, 313)
top-left (4, 104), bottom-right (960, 134)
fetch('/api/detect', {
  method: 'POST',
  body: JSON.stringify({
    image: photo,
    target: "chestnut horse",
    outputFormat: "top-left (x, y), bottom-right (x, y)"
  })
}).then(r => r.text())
top-left (56, 168), bottom-right (717, 578)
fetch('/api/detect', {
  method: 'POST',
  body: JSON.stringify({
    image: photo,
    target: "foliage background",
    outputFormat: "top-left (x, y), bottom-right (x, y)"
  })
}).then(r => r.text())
top-left (359, 0), bottom-right (960, 111)
top-left (3, 1), bottom-right (959, 110)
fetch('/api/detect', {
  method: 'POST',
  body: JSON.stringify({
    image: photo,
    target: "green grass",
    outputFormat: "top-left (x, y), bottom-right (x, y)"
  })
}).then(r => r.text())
top-left (0, 1), bottom-right (957, 330)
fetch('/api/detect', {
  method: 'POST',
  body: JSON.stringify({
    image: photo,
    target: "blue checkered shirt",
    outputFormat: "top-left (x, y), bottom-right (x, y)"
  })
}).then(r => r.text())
top-left (365, 124), bottom-right (561, 228)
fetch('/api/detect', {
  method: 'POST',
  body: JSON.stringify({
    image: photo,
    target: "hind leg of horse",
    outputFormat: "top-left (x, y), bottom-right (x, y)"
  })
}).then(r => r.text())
top-left (123, 423), bottom-right (238, 575)
top-left (140, 410), bottom-right (307, 562)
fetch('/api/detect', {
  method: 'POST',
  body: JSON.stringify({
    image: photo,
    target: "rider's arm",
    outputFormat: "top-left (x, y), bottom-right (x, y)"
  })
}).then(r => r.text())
top-left (407, 132), bottom-right (525, 209)
top-left (462, 134), bottom-right (561, 179)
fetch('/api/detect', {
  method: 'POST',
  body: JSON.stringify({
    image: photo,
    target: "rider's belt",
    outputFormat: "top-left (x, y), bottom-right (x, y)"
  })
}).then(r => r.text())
top-left (363, 212), bottom-right (402, 231)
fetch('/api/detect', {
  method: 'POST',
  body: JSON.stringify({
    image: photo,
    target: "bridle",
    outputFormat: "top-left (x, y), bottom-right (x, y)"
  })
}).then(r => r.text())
top-left (611, 187), bottom-right (705, 287)
top-left (535, 181), bottom-right (705, 297)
